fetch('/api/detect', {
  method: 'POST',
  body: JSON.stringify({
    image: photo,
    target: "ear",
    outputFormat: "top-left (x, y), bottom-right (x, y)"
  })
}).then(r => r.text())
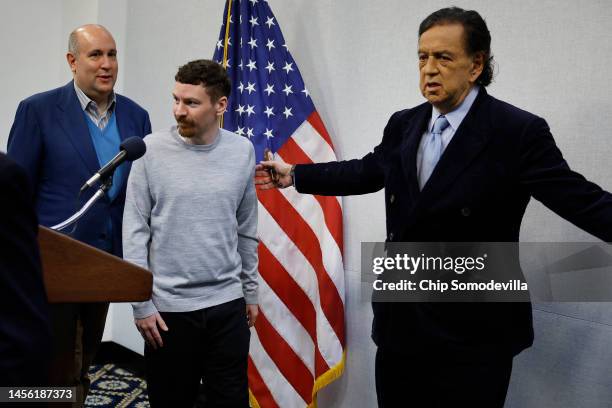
top-left (470, 52), bottom-right (485, 83)
top-left (215, 96), bottom-right (228, 116)
top-left (66, 52), bottom-right (77, 73)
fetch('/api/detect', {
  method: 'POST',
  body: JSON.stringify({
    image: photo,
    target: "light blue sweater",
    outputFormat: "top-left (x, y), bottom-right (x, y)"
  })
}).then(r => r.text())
top-left (123, 126), bottom-right (259, 319)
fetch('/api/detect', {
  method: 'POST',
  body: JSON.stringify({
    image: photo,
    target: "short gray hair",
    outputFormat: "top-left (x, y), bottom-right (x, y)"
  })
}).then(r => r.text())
top-left (68, 30), bottom-right (79, 55)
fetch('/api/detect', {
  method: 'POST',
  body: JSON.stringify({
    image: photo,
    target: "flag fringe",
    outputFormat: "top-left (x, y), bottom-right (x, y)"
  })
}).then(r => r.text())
top-left (220, 0), bottom-right (232, 129)
top-left (309, 349), bottom-right (346, 408)
top-left (248, 350), bottom-right (347, 408)
top-left (248, 389), bottom-right (262, 408)
top-left (222, 0), bottom-right (232, 68)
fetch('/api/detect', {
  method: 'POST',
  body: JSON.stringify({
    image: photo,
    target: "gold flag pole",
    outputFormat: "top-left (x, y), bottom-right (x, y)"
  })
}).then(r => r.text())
top-left (220, 0), bottom-right (232, 129)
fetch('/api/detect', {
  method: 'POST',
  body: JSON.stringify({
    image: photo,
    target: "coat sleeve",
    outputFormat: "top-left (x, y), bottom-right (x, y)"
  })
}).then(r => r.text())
top-left (7, 101), bottom-right (44, 192)
top-left (294, 111), bottom-right (405, 196)
top-left (520, 116), bottom-right (612, 241)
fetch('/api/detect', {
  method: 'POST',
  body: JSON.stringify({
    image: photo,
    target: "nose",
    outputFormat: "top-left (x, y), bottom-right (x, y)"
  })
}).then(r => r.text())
top-left (422, 56), bottom-right (438, 76)
top-left (174, 101), bottom-right (186, 117)
top-left (100, 55), bottom-right (113, 70)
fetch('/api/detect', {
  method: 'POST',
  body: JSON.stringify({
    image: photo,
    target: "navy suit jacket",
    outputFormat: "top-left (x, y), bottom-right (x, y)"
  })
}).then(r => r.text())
top-left (7, 81), bottom-right (151, 257)
top-left (295, 88), bottom-right (612, 357)
top-left (0, 153), bottom-right (51, 385)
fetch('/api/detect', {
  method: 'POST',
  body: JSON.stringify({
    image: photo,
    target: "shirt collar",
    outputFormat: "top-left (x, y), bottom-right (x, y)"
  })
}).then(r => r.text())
top-left (430, 85), bottom-right (480, 132)
top-left (73, 81), bottom-right (116, 113)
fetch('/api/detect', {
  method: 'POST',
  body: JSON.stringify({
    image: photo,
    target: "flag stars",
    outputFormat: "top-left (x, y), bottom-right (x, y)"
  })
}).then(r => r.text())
top-left (264, 106), bottom-right (274, 117)
top-left (265, 61), bottom-right (275, 74)
top-left (245, 82), bottom-right (256, 94)
top-left (264, 84), bottom-right (275, 96)
top-left (282, 84), bottom-right (293, 96)
top-left (219, 7), bottom-right (316, 141)
top-left (265, 16), bottom-right (275, 28)
top-left (266, 39), bottom-right (275, 51)
top-left (282, 62), bottom-right (294, 74)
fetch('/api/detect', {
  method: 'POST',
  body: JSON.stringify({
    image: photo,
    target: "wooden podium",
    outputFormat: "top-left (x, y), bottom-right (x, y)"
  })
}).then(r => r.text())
top-left (38, 226), bottom-right (152, 303)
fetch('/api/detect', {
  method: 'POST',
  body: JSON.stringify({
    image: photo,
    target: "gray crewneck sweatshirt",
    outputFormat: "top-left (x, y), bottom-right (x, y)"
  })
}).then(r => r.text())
top-left (123, 126), bottom-right (259, 319)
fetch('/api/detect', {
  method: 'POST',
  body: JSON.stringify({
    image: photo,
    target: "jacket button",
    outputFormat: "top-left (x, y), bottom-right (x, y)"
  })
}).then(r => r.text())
top-left (389, 194), bottom-right (395, 204)
top-left (461, 207), bottom-right (471, 217)
top-left (388, 232), bottom-right (394, 241)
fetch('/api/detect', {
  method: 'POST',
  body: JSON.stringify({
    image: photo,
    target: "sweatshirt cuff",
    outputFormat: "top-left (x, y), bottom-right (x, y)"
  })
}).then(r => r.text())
top-left (244, 291), bottom-right (258, 305)
top-left (132, 300), bottom-right (158, 319)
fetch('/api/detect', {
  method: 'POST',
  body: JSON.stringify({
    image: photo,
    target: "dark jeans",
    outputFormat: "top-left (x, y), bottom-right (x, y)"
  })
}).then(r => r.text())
top-left (145, 298), bottom-right (250, 408)
top-left (375, 347), bottom-right (513, 408)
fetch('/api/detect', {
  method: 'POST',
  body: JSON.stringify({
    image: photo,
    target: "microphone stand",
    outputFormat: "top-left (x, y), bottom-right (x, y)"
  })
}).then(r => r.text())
top-left (51, 176), bottom-right (113, 232)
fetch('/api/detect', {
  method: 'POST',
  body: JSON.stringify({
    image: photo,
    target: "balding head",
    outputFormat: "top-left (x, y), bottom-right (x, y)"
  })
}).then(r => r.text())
top-left (68, 24), bottom-right (114, 56)
top-left (66, 24), bottom-right (118, 108)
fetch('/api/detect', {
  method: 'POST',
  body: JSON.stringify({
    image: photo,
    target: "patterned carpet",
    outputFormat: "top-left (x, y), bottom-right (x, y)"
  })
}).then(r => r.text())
top-left (85, 364), bottom-right (149, 407)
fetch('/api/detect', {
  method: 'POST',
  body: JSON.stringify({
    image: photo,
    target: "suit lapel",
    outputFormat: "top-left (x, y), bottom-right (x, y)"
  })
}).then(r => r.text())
top-left (56, 81), bottom-right (100, 175)
top-left (113, 99), bottom-right (133, 197)
top-left (400, 104), bottom-right (431, 199)
top-left (417, 89), bottom-right (492, 204)
top-left (115, 98), bottom-right (130, 144)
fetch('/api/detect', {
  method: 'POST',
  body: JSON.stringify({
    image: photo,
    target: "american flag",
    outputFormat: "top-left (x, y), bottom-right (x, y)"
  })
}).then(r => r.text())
top-left (213, 0), bottom-right (346, 406)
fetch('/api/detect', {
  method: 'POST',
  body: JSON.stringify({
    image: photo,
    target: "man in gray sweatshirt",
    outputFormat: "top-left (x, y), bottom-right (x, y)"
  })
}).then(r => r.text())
top-left (123, 59), bottom-right (259, 407)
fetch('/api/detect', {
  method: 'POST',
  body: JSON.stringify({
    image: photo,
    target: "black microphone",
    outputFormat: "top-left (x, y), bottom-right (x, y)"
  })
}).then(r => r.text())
top-left (80, 136), bottom-right (146, 193)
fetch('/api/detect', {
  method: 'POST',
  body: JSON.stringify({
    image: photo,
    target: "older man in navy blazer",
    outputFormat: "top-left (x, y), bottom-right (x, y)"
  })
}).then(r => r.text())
top-left (7, 24), bottom-right (150, 405)
top-left (257, 7), bottom-right (612, 408)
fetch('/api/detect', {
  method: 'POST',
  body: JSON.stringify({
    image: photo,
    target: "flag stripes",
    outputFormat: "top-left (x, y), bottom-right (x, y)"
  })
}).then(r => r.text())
top-left (257, 189), bottom-right (345, 346)
top-left (213, 1), bottom-right (346, 405)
